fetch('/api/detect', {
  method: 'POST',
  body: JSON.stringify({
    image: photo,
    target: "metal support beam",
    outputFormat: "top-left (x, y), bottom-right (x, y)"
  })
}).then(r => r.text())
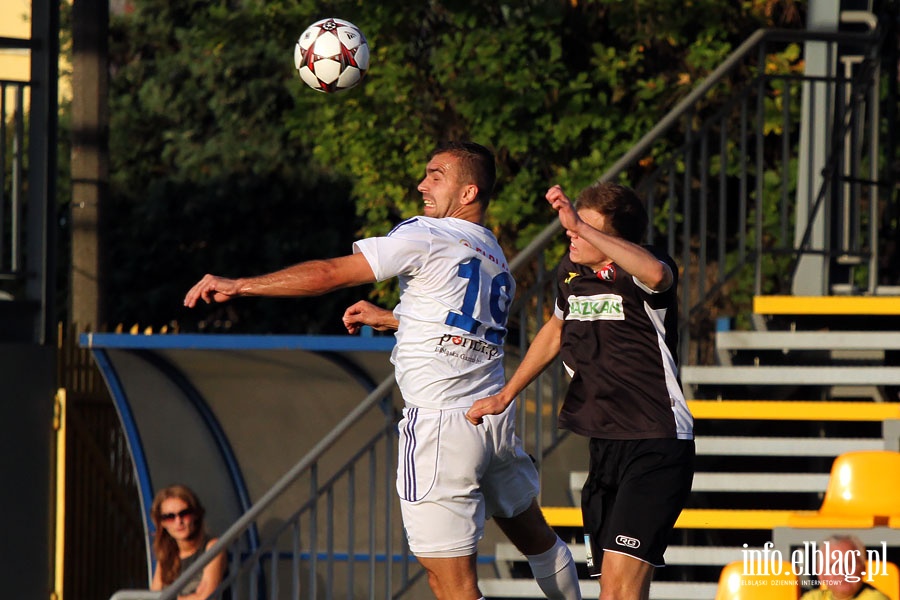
top-left (26, 0), bottom-right (59, 344)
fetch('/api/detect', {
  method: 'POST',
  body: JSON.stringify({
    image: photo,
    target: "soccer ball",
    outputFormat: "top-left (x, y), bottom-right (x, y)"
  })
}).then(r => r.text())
top-left (294, 18), bottom-right (369, 93)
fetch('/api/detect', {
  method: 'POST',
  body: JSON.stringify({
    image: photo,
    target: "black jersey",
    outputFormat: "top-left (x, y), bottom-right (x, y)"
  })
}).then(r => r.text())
top-left (554, 248), bottom-right (693, 440)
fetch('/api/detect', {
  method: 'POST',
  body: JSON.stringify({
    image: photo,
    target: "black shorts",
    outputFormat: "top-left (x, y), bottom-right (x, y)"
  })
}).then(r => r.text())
top-left (581, 437), bottom-right (695, 574)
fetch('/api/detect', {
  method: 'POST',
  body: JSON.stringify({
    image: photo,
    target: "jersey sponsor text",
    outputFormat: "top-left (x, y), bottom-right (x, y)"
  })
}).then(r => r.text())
top-left (566, 294), bottom-right (625, 321)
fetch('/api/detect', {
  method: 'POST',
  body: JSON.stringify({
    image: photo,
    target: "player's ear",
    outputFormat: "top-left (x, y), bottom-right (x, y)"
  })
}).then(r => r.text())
top-left (460, 184), bottom-right (479, 205)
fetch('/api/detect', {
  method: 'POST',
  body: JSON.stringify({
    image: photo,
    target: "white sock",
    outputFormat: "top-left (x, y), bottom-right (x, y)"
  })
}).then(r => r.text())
top-left (526, 536), bottom-right (582, 599)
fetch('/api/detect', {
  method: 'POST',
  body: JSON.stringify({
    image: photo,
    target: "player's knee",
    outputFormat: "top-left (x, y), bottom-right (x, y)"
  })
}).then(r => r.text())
top-left (526, 536), bottom-right (574, 578)
top-left (598, 566), bottom-right (652, 600)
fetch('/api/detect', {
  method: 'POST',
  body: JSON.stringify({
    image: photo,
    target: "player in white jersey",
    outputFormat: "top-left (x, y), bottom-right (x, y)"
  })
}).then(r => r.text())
top-left (352, 214), bottom-right (513, 410)
top-left (184, 142), bottom-right (580, 600)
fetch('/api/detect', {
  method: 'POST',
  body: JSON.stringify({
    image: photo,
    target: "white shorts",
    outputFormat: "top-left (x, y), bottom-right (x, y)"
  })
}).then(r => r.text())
top-left (396, 400), bottom-right (540, 558)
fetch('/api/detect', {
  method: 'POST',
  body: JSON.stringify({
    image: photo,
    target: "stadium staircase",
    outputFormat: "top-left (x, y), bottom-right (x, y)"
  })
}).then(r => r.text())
top-left (109, 8), bottom-right (900, 600)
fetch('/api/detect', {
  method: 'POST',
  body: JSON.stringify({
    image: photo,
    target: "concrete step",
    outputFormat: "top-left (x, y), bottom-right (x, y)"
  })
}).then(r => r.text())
top-left (480, 578), bottom-right (717, 599)
top-left (681, 365), bottom-right (900, 386)
top-left (569, 471), bottom-right (829, 495)
top-left (715, 330), bottom-right (900, 352)
top-left (495, 541), bottom-right (746, 567)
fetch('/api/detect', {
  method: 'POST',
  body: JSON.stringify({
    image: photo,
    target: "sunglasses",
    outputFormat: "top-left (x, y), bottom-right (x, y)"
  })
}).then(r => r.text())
top-left (160, 508), bottom-right (195, 522)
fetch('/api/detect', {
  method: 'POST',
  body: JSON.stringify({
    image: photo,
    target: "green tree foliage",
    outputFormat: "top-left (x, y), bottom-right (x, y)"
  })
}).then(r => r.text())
top-left (104, 0), bottom-right (801, 332)
top-left (107, 0), bottom-right (365, 332)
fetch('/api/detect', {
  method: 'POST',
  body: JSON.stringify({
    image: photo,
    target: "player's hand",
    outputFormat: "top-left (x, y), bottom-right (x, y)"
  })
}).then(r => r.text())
top-left (183, 274), bottom-right (241, 308)
top-left (465, 393), bottom-right (511, 426)
top-left (342, 300), bottom-right (398, 334)
top-left (546, 185), bottom-right (582, 232)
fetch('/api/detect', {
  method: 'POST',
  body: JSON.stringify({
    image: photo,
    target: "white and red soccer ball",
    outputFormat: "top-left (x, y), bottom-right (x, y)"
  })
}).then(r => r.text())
top-left (294, 18), bottom-right (369, 93)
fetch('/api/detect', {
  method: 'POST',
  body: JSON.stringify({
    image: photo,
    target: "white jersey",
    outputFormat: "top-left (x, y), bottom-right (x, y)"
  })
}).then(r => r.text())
top-left (353, 216), bottom-right (515, 410)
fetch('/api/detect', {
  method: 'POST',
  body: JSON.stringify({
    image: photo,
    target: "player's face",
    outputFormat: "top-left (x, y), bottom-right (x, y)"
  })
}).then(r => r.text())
top-left (568, 208), bottom-right (613, 271)
top-left (417, 153), bottom-right (468, 219)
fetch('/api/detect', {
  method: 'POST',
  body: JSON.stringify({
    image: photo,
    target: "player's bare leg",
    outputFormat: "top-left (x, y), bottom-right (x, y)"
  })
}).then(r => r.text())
top-left (597, 552), bottom-right (653, 600)
top-left (494, 498), bottom-right (558, 554)
top-left (416, 554), bottom-right (481, 600)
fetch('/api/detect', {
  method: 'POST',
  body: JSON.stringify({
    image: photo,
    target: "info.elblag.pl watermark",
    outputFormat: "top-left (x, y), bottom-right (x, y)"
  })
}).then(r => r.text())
top-left (741, 541), bottom-right (889, 586)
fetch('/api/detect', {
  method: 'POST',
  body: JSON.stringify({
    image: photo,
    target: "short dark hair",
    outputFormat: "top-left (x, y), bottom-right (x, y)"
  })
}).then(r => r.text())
top-left (575, 181), bottom-right (649, 244)
top-left (430, 141), bottom-right (496, 206)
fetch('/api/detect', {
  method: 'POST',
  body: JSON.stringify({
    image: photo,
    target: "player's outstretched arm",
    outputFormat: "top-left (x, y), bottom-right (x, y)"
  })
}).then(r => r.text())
top-left (343, 300), bottom-right (399, 335)
top-left (183, 254), bottom-right (376, 308)
top-left (545, 184), bottom-right (673, 292)
top-left (183, 274), bottom-right (242, 307)
top-left (466, 315), bottom-right (563, 425)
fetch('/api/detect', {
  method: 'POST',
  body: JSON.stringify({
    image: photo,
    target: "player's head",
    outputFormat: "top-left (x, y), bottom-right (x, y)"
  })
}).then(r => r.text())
top-left (575, 182), bottom-right (648, 244)
top-left (428, 141), bottom-right (496, 208)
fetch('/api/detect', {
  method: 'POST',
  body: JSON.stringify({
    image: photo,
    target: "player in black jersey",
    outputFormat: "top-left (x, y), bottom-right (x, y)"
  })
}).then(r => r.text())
top-left (467, 182), bottom-right (695, 600)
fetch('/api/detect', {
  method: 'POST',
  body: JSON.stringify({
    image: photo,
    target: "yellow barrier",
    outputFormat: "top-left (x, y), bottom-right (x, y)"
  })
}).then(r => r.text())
top-left (542, 506), bottom-right (796, 530)
top-left (753, 295), bottom-right (900, 316)
top-left (686, 400), bottom-right (900, 421)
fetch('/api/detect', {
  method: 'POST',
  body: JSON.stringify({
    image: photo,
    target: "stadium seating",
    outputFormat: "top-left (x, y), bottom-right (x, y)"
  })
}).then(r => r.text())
top-left (786, 451), bottom-right (900, 528)
top-left (870, 561), bottom-right (900, 600)
top-left (714, 560), bottom-right (799, 599)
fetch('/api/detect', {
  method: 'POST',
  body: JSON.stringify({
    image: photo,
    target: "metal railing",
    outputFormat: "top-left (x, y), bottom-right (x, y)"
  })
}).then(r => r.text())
top-left (2, 19), bottom-right (58, 344)
top-left (509, 26), bottom-right (890, 373)
top-left (1, 79), bottom-right (28, 282)
top-left (108, 23), bottom-right (895, 600)
top-left (111, 376), bottom-right (423, 600)
top-left (57, 325), bottom-right (148, 599)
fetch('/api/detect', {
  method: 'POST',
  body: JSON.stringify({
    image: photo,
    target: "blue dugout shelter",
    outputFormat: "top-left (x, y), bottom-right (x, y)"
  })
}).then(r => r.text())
top-left (80, 333), bottom-right (396, 576)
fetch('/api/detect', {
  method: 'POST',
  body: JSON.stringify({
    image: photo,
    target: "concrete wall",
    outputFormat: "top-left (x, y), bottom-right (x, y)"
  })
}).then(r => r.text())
top-left (0, 343), bottom-right (54, 599)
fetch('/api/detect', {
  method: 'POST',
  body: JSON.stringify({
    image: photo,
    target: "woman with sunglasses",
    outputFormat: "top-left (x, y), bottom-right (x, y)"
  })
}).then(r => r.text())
top-left (150, 484), bottom-right (226, 598)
